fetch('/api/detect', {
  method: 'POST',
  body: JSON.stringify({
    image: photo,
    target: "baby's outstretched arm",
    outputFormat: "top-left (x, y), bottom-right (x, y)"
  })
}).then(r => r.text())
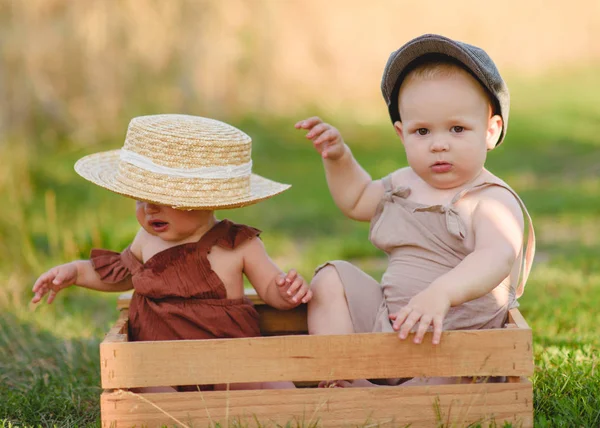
top-left (32, 260), bottom-right (133, 304)
top-left (241, 237), bottom-right (312, 310)
top-left (391, 187), bottom-right (525, 345)
top-left (295, 117), bottom-right (384, 221)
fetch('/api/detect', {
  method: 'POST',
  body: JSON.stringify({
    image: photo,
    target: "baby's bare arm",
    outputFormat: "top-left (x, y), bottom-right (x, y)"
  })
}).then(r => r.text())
top-left (241, 238), bottom-right (311, 310)
top-left (296, 117), bottom-right (385, 221)
top-left (431, 187), bottom-right (524, 304)
top-left (323, 147), bottom-right (386, 221)
top-left (32, 260), bottom-right (133, 304)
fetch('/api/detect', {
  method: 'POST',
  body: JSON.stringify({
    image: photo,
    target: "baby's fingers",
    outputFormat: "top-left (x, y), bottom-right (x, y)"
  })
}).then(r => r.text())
top-left (46, 290), bottom-right (59, 304)
top-left (413, 316), bottom-right (433, 344)
top-left (431, 316), bottom-right (443, 345)
top-left (31, 281), bottom-right (51, 304)
top-left (275, 273), bottom-right (287, 287)
top-left (52, 269), bottom-right (72, 287)
top-left (390, 307), bottom-right (410, 331)
top-left (31, 288), bottom-right (47, 304)
top-left (300, 287), bottom-right (313, 304)
top-left (294, 116), bottom-right (323, 130)
top-left (305, 123), bottom-right (330, 140)
top-left (398, 310), bottom-right (421, 340)
top-left (32, 271), bottom-right (54, 292)
top-left (285, 269), bottom-right (298, 284)
top-left (287, 278), bottom-right (306, 302)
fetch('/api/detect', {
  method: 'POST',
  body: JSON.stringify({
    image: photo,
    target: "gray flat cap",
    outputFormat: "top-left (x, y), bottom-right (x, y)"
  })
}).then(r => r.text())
top-left (381, 34), bottom-right (510, 145)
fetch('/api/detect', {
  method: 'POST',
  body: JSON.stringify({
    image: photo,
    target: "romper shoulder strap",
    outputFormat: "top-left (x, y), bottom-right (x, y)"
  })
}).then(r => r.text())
top-left (452, 182), bottom-right (535, 298)
top-left (381, 174), bottom-right (394, 193)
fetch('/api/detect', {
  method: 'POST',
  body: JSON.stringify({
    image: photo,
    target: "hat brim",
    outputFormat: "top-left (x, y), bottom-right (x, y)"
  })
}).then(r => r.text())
top-left (74, 150), bottom-right (291, 210)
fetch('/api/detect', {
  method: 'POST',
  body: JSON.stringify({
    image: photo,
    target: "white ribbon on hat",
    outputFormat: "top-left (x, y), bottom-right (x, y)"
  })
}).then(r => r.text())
top-left (120, 149), bottom-right (252, 179)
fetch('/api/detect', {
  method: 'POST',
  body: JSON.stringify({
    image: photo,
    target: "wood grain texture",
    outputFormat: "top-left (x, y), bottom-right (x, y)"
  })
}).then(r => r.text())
top-left (101, 379), bottom-right (533, 427)
top-left (508, 308), bottom-right (531, 330)
top-left (100, 326), bottom-right (533, 388)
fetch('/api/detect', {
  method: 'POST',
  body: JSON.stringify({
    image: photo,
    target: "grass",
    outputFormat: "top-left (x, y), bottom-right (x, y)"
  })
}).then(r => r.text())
top-left (0, 68), bottom-right (599, 426)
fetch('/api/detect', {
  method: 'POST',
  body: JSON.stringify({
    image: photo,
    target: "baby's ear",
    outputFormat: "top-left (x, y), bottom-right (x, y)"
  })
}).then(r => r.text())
top-left (393, 121), bottom-right (405, 145)
top-left (486, 115), bottom-right (503, 150)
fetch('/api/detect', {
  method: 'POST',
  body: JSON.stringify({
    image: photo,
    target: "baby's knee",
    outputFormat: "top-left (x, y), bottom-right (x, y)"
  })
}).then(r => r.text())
top-left (311, 263), bottom-right (345, 299)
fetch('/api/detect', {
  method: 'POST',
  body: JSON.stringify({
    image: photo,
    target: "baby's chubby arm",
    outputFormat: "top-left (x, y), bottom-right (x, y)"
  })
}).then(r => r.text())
top-left (31, 259), bottom-right (133, 304)
top-left (391, 187), bottom-right (525, 345)
top-left (31, 231), bottom-right (144, 304)
top-left (241, 237), bottom-right (312, 310)
top-left (295, 117), bottom-right (385, 221)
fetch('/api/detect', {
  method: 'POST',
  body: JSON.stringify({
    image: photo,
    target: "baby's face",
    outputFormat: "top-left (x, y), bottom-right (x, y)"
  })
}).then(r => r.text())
top-left (394, 70), bottom-right (502, 190)
top-left (136, 201), bottom-right (213, 242)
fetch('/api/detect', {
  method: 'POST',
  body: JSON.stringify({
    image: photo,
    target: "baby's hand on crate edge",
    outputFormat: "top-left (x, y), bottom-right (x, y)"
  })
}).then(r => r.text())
top-left (294, 117), bottom-right (346, 160)
top-left (31, 262), bottom-right (78, 304)
top-left (389, 288), bottom-right (451, 345)
top-left (275, 269), bottom-right (313, 306)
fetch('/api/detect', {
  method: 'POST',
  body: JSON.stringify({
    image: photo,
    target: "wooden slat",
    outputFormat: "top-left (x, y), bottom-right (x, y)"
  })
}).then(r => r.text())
top-left (116, 292), bottom-right (132, 311)
top-left (255, 305), bottom-right (307, 335)
top-left (100, 326), bottom-right (533, 388)
top-left (104, 311), bottom-right (128, 343)
top-left (508, 308), bottom-right (531, 330)
top-left (101, 380), bottom-right (533, 428)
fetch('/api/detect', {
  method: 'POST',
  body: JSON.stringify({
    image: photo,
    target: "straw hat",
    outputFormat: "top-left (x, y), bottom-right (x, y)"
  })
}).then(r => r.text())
top-left (74, 114), bottom-right (291, 210)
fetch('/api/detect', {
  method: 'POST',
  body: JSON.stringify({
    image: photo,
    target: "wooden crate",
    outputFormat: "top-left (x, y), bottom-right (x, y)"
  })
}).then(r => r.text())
top-left (100, 291), bottom-right (533, 427)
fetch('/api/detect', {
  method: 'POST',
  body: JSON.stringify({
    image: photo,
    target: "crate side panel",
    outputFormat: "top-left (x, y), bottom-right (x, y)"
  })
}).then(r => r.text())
top-left (101, 380), bottom-right (533, 428)
top-left (100, 328), bottom-right (533, 389)
top-left (256, 305), bottom-right (307, 335)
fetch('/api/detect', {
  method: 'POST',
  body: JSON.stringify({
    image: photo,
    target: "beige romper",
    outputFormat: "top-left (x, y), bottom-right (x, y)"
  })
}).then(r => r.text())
top-left (318, 174), bottom-right (535, 334)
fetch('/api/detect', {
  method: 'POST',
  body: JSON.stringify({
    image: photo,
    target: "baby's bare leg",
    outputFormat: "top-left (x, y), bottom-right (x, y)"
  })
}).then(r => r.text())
top-left (308, 266), bottom-right (382, 388)
top-left (308, 265), bottom-right (354, 335)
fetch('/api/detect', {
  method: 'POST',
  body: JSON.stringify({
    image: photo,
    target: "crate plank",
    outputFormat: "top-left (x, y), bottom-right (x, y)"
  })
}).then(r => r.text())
top-left (104, 311), bottom-right (128, 343)
top-left (508, 308), bottom-right (531, 330)
top-left (101, 325), bottom-right (533, 388)
top-left (101, 380), bottom-right (533, 427)
top-left (254, 304), bottom-right (307, 335)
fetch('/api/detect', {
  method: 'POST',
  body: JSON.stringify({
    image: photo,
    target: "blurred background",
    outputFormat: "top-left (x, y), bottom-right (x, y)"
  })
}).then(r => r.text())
top-left (1, 1), bottom-right (599, 426)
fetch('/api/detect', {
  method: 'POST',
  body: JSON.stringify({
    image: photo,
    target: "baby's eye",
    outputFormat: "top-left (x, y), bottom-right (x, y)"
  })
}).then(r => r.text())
top-left (416, 128), bottom-right (429, 136)
top-left (451, 126), bottom-right (464, 133)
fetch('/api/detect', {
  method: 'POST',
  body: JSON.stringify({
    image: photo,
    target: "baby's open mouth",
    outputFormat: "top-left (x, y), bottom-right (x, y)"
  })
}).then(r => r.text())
top-left (149, 220), bottom-right (169, 232)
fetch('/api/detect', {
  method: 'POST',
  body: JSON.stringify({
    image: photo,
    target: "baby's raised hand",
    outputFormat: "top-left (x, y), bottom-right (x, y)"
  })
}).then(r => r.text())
top-left (389, 288), bottom-right (451, 345)
top-left (295, 117), bottom-right (345, 160)
top-left (275, 269), bottom-right (313, 306)
top-left (31, 262), bottom-right (78, 304)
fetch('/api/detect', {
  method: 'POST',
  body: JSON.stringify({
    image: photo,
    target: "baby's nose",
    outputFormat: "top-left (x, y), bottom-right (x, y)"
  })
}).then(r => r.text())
top-left (144, 202), bottom-right (161, 213)
top-left (430, 138), bottom-right (449, 151)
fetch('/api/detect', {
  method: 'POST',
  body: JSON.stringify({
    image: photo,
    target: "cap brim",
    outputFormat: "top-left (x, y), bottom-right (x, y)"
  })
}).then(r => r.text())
top-left (382, 34), bottom-right (488, 104)
top-left (74, 150), bottom-right (291, 210)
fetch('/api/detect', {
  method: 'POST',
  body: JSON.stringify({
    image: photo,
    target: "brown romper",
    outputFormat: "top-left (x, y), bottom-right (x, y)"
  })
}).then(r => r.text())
top-left (90, 219), bottom-right (261, 342)
top-left (318, 174), bottom-right (535, 334)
